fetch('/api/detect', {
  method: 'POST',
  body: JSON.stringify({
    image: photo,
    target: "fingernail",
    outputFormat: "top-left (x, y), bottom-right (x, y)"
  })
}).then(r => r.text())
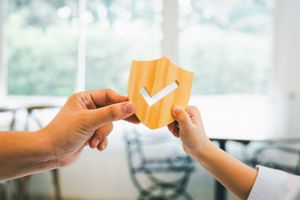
top-left (95, 140), bottom-right (100, 147)
top-left (101, 144), bottom-right (106, 151)
top-left (123, 103), bottom-right (135, 114)
top-left (91, 139), bottom-right (100, 148)
top-left (173, 106), bottom-right (182, 115)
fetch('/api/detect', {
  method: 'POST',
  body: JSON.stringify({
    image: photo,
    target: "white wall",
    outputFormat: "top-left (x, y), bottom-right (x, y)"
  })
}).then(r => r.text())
top-left (274, 0), bottom-right (300, 136)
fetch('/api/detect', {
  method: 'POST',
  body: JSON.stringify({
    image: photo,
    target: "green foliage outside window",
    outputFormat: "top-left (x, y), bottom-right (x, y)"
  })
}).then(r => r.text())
top-left (4, 0), bottom-right (274, 96)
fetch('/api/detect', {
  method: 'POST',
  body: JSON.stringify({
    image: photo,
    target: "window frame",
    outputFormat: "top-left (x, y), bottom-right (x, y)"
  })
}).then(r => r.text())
top-left (0, 0), bottom-right (6, 101)
top-left (0, 0), bottom-right (276, 104)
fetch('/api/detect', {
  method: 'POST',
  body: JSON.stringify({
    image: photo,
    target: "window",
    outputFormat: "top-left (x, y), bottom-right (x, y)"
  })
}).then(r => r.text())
top-left (85, 0), bottom-right (162, 94)
top-left (178, 0), bottom-right (274, 95)
top-left (4, 0), bottom-right (78, 96)
top-left (1, 0), bottom-right (275, 97)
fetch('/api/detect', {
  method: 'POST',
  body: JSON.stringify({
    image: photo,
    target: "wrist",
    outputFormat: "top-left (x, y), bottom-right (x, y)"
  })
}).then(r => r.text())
top-left (0, 130), bottom-right (57, 179)
top-left (191, 139), bottom-right (216, 162)
top-left (33, 129), bottom-right (58, 169)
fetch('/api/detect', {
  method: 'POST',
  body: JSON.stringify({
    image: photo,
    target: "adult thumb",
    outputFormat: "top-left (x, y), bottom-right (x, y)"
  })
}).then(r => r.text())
top-left (88, 102), bottom-right (135, 128)
top-left (172, 106), bottom-right (193, 132)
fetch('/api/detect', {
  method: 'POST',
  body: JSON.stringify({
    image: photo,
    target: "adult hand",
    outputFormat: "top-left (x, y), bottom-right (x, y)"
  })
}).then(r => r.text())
top-left (41, 89), bottom-right (138, 167)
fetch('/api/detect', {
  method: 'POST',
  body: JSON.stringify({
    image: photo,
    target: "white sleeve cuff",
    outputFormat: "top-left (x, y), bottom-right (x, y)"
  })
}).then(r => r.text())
top-left (247, 165), bottom-right (300, 200)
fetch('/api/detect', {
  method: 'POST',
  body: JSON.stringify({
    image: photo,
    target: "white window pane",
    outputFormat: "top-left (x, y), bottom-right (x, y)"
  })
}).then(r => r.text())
top-left (5, 0), bottom-right (78, 96)
top-left (178, 0), bottom-right (274, 95)
top-left (85, 0), bottom-right (162, 93)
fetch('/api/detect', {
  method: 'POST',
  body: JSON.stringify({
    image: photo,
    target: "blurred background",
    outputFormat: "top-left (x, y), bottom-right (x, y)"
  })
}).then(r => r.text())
top-left (0, 0), bottom-right (299, 200)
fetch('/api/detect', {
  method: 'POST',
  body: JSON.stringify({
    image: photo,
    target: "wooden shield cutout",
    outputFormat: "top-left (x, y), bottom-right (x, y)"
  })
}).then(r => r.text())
top-left (128, 56), bottom-right (194, 129)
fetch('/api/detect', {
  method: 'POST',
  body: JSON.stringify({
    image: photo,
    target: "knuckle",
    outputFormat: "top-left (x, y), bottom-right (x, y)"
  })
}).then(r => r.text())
top-left (108, 105), bottom-right (121, 120)
top-left (96, 132), bottom-right (104, 142)
top-left (69, 93), bottom-right (79, 101)
top-left (105, 88), bottom-right (115, 94)
top-left (187, 105), bottom-right (197, 112)
top-left (79, 92), bottom-right (94, 108)
top-left (176, 113), bottom-right (186, 122)
top-left (104, 139), bottom-right (108, 146)
top-left (105, 89), bottom-right (116, 104)
top-left (186, 106), bottom-right (199, 115)
top-left (99, 124), bottom-right (113, 136)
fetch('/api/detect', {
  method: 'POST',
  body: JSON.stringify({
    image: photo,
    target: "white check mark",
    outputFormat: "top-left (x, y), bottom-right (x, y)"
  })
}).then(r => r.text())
top-left (140, 81), bottom-right (178, 106)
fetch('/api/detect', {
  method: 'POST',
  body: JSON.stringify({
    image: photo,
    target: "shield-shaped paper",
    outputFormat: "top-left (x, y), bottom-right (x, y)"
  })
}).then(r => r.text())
top-left (128, 56), bottom-right (194, 129)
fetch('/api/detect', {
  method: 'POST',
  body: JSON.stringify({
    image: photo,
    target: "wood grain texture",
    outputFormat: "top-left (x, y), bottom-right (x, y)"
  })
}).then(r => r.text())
top-left (128, 56), bottom-right (194, 129)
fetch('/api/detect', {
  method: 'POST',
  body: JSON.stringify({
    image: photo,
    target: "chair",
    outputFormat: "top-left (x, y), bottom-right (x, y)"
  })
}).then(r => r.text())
top-left (15, 105), bottom-right (62, 200)
top-left (250, 141), bottom-right (300, 175)
top-left (124, 130), bottom-right (195, 200)
top-left (0, 107), bottom-right (17, 131)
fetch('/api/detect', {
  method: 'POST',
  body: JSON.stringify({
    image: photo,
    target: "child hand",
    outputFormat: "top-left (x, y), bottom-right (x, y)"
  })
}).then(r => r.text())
top-left (168, 106), bottom-right (212, 158)
top-left (169, 106), bottom-right (258, 200)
